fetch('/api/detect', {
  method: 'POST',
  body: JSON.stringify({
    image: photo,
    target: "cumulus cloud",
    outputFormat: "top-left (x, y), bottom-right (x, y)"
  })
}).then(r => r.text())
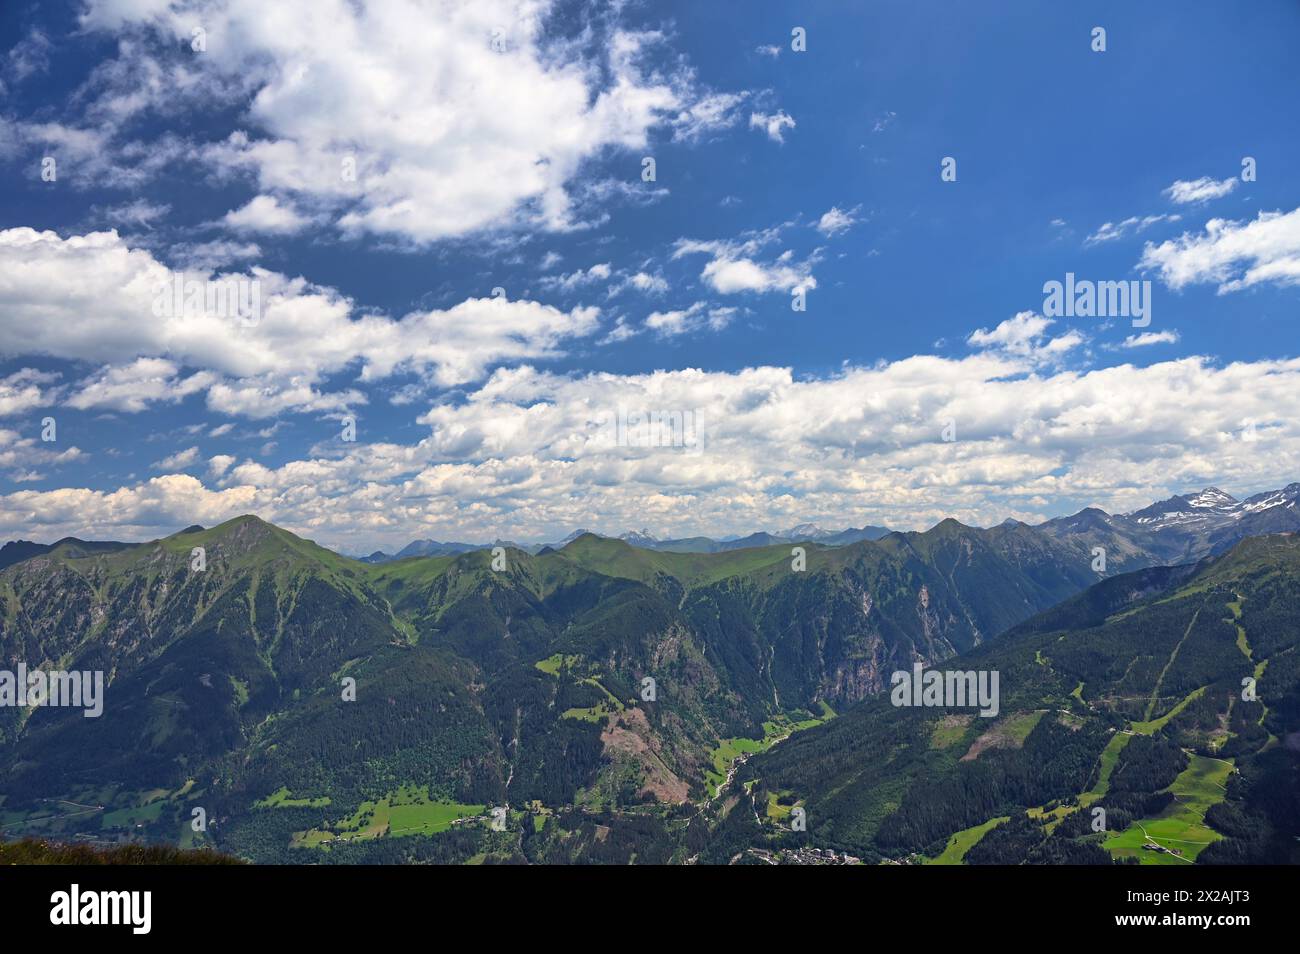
top-left (966, 312), bottom-right (1083, 361)
top-left (700, 256), bottom-right (813, 294)
top-left (0, 474), bottom-right (258, 540)
top-left (0, 369), bottom-right (58, 416)
top-left (6, 351), bottom-right (1297, 550)
top-left (0, 228), bottom-right (600, 414)
top-left (221, 195), bottom-right (310, 235)
top-left (1139, 207), bottom-right (1300, 293)
top-left (67, 358), bottom-right (215, 413)
top-left (76, 0), bottom-right (731, 244)
top-left (208, 454), bottom-right (236, 477)
top-left (153, 446), bottom-right (200, 470)
top-left (0, 427), bottom-right (83, 482)
top-left (673, 227), bottom-right (817, 296)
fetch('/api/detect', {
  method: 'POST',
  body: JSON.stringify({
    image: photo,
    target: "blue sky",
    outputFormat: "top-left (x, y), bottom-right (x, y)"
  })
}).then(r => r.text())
top-left (1, 0), bottom-right (1298, 552)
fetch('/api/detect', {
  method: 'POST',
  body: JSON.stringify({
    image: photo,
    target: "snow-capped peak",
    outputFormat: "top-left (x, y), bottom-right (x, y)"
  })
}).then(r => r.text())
top-left (619, 529), bottom-right (659, 546)
top-left (780, 523), bottom-right (833, 540)
top-left (1187, 487), bottom-right (1238, 509)
top-left (1241, 483), bottom-right (1300, 513)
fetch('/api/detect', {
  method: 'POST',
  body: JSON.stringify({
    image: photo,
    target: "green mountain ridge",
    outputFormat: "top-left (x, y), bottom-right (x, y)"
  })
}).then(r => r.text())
top-left (735, 532), bottom-right (1300, 865)
top-left (1, 515), bottom-right (1295, 864)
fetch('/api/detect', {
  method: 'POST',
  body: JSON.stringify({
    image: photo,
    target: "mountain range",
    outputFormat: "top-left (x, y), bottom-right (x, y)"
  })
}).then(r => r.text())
top-left (351, 483), bottom-right (1300, 564)
top-left (355, 523), bottom-right (895, 562)
top-left (0, 482), bottom-right (1296, 864)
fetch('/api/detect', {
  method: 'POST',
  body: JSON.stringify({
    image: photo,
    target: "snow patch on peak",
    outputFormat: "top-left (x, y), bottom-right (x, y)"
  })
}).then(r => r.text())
top-left (780, 523), bottom-right (833, 540)
top-left (619, 529), bottom-right (659, 546)
top-left (1188, 487), bottom-right (1238, 508)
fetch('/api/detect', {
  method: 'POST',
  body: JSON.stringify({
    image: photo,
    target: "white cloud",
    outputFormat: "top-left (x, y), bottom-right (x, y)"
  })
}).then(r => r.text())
top-left (0, 427), bottom-right (83, 481)
top-left (8, 351), bottom-right (1299, 550)
top-left (645, 303), bottom-right (703, 336)
top-left (5, 28), bottom-right (52, 82)
top-left (0, 227), bottom-right (601, 414)
top-left (1122, 330), bottom-right (1179, 348)
top-left (644, 303), bottom-right (735, 337)
top-left (628, 272), bottom-right (668, 294)
top-left (1164, 176), bottom-right (1238, 205)
top-left (169, 239), bottom-right (262, 271)
top-left (539, 262), bottom-right (613, 293)
top-left (94, 199), bottom-right (171, 230)
top-left (966, 312), bottom-right (1083, 361)
top-left (702, 258), bottom-right (809, 294)
top-left (78, 0), bottom-right (726, 244)
top-left (0, 474), bottom-right (259, 540)
top-left (606, 269), bottom-right (669, 298)
top-left (209, 454), bottom-right (236, 477)
top-left (8, 118), bottom-right (189, 190)
top-left (672, 91), bottom-right (748, 143)
top-left (673, 228), bottom-right (817, 296)
top-left (1085, 214), bottom-right (1180, 246)
top-left (67, 358), bottom-right (214, 413)
top-left (221, 195), bottom-right (310, 235)
top-left (755, 44), bottom-right (781, 58)
top-left (749, 110), bottom-right (795, 143)
top-left (1139, 207), bottom-right (1300, 293)
top-left (0, 369), bottom-right (58, 416)
top-left (704, 306), bottom-right (738, 332)
top-left (153, 445), bottom-right (201, 470)
top-left (599, 316), bottom-right (639, 344)
top-left (816, 205), bottom-right (861, 237)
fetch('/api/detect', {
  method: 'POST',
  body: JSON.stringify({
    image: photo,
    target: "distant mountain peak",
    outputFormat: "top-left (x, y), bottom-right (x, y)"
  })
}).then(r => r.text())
top-left (930, 517), bottom-right (971, 532)
top-left (779, 522), bottom-right (833, 540)
top-left (209, 514), bottom-right (280, 544)
top-left (559, 532), bottom-right (610, 550)
top-left (227, 513), bottom-right (273, 527)
top-left (1188, 487), bottom-right (1238, 507)
top-left (619, 529), bottom-right (659, 545)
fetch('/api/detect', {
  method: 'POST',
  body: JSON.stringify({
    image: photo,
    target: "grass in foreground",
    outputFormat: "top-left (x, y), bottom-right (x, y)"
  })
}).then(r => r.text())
top-left (0, 837), bottom-right (243, 865)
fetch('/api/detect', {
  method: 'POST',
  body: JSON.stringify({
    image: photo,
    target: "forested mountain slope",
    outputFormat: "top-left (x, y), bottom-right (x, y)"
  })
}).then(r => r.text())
top-left (2, 516), bottom-right (1294, 864)
top-left (738, 534), bottom-right (1300, 865)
